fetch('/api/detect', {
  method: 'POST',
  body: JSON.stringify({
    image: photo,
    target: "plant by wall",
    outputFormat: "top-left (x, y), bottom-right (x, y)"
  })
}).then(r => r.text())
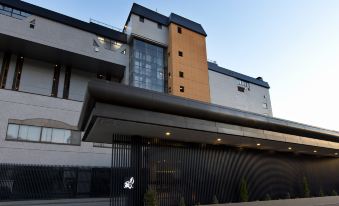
top-left (264, 193), bottom-right (271, 201)
top-left (240, 178), bottom-right (249, 202)
top-left (302, 176), bottom-right (311, 198)
top-left (212, 194), bottom-right (219, 204)
top-left (179, 196), bottom-right (186, 206)
top-left (319, 188), bottom-right (324, 197)
top-left (331, 190), bottom-right (338, 196)
top-left (144, 187), bottom-right (158, 206)
top-left (286, 192), bottom-right (291, 199)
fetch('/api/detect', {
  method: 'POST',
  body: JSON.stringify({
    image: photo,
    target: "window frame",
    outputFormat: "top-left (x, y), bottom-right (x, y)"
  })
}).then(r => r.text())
top-left (139, 16), bottom-right (144, 22)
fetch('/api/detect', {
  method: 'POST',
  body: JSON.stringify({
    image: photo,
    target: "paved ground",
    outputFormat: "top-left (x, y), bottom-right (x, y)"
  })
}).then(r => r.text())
top-left (0, 198), bottom-right (110, 206)
top-left (0, 196), bottom-right (339, 206)
top-left (205, 196), bottom-right (339, 206)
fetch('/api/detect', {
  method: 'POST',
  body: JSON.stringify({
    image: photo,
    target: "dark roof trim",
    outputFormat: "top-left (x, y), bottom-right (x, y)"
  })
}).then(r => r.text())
top-left (169, 13), bottom-right (207, 36)
top-left (208, 62), bottom-right (270, 88)
top-left (125, 3), bottom-right (207, 36)
top-left (79, 81), bottom-right (339, 143)
top-left (0, 0), bottom-right (127, 43)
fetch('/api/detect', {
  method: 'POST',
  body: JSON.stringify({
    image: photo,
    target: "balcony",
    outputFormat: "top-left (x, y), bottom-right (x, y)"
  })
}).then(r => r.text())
top-left (0, 3), bottom-right (128, 81)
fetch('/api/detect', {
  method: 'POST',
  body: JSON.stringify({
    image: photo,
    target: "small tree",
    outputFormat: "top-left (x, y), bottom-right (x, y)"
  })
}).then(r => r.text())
top-left (264, 193), bottom-right (271, 201)
top-left (331, 190), bottom-right (338, 196)
top-left (240, 178), bottom-right (249, 202)
top-left (179, 196), bottom-right (186, 206)
top-left (302, 176), bottom-right (310, 198)
top-left (212, 194), bottom-right (219, 204)
top-left (144, 187), bottom-right (158, 206)
top-left (319, 188), bottom-right (324, 197)
top-left (286, 192), bottom-right (291, 199)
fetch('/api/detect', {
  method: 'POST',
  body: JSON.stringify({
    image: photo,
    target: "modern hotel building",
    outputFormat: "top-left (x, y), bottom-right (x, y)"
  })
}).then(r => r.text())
top-left (0, 0), bottom-right (338, 205)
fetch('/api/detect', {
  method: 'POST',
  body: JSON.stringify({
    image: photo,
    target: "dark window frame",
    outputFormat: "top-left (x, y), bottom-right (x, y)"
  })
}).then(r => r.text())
top-left (157, 23), bottom-right (162, 29)
top-left (0, 52), bottom-right (11, 89)
top-left (179, 85), bottom-right (185, 93)
top-left (177, 27), bottom-right (182, 34)
top-left (63, 66), bottom-right (71, 99)
top-left (237, 86), bottom-right (245, 92)
top-left (51, 64), bottom-right (61, 97)
top-left (12, 56), bottom-right (24, 91)
top-left (179, 71), bottom-right (184, 78)
top-left (178, 51), bottom-right (183, 57)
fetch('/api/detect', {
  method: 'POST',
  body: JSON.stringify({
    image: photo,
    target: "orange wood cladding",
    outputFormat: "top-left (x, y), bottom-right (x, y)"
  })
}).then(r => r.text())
top-left (167, 23), bottom-right (211, 103)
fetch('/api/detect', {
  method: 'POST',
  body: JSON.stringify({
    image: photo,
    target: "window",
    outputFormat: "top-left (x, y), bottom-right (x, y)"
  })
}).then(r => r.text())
top-left (179, 71), bottom-right (184, 78)
top-left (12, 56), bottom-right (24, 91)
top-left (93, 143), bottom-right (112, 148)
top-left (6, 123), bottom-right (81, 145)
top-left (29, 19), bottom-right (35, 29)
top-left (157, 23), bottom-right (162, 29)
top-left (129, 39), bottom-right (165, 93)
top-left (139, 16), bottom-right (144, 22)
top-left (239, 80), bottom-right (250, 88)
top-left (179, 86), bottom-right (185, 93)
top-left (97, 36), bottom-right (123, 51)
top-left (178, 51), bottom-right (183, 57)
top-left (51, 64), bottom-right (61, 97)
top-left (0, 3), bottom-right (31, 20)
top-left (237, 86), bottom-right (245, 92)
top-left (18, 125), bottom-right (41, 142)
top-left (263, 103), bottom-right (268, 109)
top-left (177, 27), bottom-right (182, 34)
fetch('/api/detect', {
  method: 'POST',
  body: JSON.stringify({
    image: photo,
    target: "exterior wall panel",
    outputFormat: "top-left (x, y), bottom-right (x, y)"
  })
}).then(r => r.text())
top-left (0, 89), bottom-right (111, 167)
top-left (125, 14), bottom-right (168, 46)
top-left (68, 69), bottom-right (96, 101)
top-left (168, 23), bottom-right (210, 102)
top-left (209, 70), bottom-right (273, 116)
top-left (19, 58), bottom-right (54, 96)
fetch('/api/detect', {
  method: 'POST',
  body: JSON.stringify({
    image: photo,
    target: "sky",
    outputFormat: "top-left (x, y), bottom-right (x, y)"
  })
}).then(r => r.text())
top-left (24, 0), bottom-right (339, 131)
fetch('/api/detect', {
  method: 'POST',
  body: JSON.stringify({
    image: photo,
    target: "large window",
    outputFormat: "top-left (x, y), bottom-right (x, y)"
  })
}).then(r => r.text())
top-left (6, 123), bottom-right (81, 145)
top-left (129, 39), bottom-right (165, 92)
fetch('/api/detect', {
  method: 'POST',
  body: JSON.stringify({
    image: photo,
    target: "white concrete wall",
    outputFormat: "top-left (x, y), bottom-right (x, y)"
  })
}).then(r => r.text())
top-left (0, 89), bottom-right (111, 167)
top-left (125, 14), bottom-right (168, 46)
top-left (19, 57), bottom-right (54, 96)
top-left (209, 70), bottom-right (273, 116)
top-left (0, 14), bottom-right (129, 67)
top-left (68, 69), bottom-right (96, 101)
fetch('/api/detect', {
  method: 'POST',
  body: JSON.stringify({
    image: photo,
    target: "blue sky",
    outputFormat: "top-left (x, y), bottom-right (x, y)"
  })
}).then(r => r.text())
top-left (24, 0), bottom-right (339, 131)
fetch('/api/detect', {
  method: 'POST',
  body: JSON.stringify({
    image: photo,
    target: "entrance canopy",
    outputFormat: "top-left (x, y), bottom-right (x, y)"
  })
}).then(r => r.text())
top-left (78, 80), bottom-right (339, 157)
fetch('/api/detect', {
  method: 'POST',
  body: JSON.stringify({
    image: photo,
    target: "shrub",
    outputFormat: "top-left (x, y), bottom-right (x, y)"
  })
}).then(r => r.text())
top-left (212, 194), bottom-right (219, 204)
top-left (286, 192), bottom-right (291, 199)
top-left (240, 178), bottom-right (249, 202)
top-left (179, 196), bottom-right (186, 206)
top-left (319, 188), bottom-right (324, 197)
top-left (302, 176), bottom-right (310, 198)
top-left (264, 194), bottom-right (271, 201)
top-left (331, 190), bottom-right (338, 196)
top-left (144, 187), bottom-right (158, 206)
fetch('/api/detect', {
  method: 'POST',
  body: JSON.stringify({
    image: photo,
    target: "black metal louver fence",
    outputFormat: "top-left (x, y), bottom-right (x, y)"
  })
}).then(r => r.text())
top-left (109, 135), bottom-right (339, 206)
top-left (0, 164), bottom-right (111, 201)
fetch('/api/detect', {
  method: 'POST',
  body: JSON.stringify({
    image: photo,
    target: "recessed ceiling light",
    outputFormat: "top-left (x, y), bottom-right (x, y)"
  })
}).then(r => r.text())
top-left (335, 153), bottom-right (338, 155)
top-left (217, 138), bottom-right (221, 142)
top-left (313, 150), bottom-right (317, 153)
top-left (256, 143), bottom-right (261, 146)
top-left (165, 132), bottom-right (171, 136)
top-left (288, 147), bottom-right (292, 150)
